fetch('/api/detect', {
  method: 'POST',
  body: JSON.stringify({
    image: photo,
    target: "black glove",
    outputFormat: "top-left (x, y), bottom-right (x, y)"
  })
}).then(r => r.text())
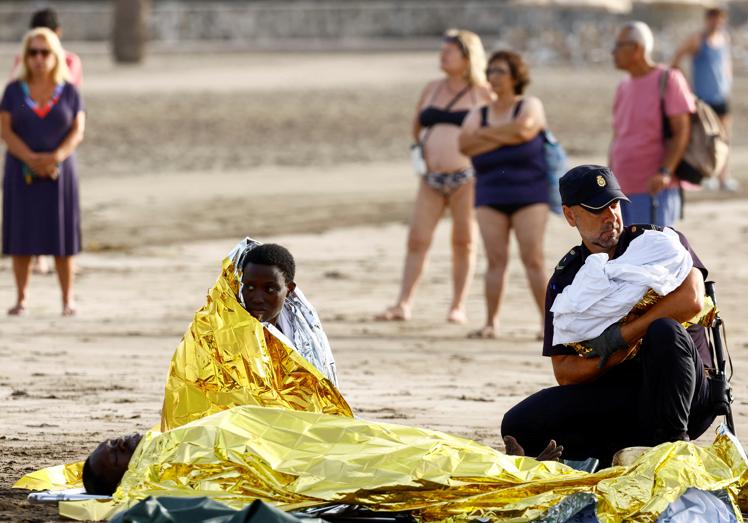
top-left (582, 322), bottom-right (628, 368)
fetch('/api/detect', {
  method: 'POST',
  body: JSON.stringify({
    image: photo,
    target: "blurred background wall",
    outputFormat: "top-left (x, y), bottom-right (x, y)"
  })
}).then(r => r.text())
top-left (0, 1), bottom-right (747, 67)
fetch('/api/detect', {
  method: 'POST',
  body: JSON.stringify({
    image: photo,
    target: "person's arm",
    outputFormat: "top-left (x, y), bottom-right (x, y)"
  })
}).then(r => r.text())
top-left (0, 111), bottom-right (56, 176)
top-left (551, 349), bottom-right (630, 385)
top-left (52, 111), bottom-right (85, 163)
top-left (458, 107), bottom-right (495, 156)
top-left (619, 266), bottom-right (704, 343)
top-left (649, 112), bottom-right (690, 194)
top-left (552, 267), bottom-right (704, 385)
top-left (671, 33), bottom-right (700, 69)
top-left (412, 81), bottom-right (437, 142)
top-left (476, 96), bottom-right (545, 146)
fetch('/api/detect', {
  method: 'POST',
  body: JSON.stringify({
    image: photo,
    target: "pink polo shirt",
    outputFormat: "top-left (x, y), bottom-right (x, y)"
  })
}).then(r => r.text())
top-left (610, 66), bottom-right (694, 195)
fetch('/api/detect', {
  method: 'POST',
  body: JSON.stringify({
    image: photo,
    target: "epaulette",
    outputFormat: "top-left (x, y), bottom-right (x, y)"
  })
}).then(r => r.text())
top-left (554, 247), bottom-right (582, 273)
top-left (627, 224), bottom-right (664, 237)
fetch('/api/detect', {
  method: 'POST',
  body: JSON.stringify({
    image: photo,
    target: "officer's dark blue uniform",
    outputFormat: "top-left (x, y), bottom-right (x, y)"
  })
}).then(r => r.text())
top-left (501, 165), bottom-right (715, 466)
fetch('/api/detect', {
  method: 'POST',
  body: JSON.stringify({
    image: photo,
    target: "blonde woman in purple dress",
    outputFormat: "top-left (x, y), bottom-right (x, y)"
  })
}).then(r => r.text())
top-left (1, 27), bottom-right (85, 316)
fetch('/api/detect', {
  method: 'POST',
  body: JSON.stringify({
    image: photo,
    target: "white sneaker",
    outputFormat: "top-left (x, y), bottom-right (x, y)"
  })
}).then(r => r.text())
top-left (702, 178), bottom-right (719, 191)
top-left (721, 179), bottom-right (739, 192)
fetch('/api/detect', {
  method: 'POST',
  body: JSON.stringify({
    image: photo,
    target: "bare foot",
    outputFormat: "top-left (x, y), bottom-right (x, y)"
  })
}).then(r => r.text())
top-left (467, 325), bottom-right (497, 339)
top-left (375, 305), bottom-right (411, 321)
top-left (446, 309), bottom-right (467, 324)
top-left (62, 304), bottom-right (77, 317)
top-left (503, 435), bottom-right (563, 461)
top-left (7, 303), bottom-right (27, 316)
top-left (503, 435), bottom-right (524, 455)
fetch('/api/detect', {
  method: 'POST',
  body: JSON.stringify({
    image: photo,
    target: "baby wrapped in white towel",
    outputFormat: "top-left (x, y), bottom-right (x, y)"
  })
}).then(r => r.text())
top-left (551, 228), bottom-right (693, 345)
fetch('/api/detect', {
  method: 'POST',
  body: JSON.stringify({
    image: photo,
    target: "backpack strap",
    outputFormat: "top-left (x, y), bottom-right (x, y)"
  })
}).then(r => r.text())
top-left (659, 68), bottom-right (673, 140)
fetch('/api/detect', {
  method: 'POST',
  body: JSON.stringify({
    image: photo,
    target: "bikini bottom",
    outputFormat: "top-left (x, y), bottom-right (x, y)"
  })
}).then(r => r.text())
top-left (484, 201), bottom-right (547, 217)
top-left (423, 169), bottom-right (473, 196)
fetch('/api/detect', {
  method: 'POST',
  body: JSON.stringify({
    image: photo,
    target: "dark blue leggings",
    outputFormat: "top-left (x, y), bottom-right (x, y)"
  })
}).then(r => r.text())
top-left (501, 319), bottom-right (715, 466)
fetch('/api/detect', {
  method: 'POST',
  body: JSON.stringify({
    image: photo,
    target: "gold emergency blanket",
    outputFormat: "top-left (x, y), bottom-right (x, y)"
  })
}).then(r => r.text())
top-left (62, 406), bottom-right (748, 521)
top-left (160, 257), bottom-right (352, 431)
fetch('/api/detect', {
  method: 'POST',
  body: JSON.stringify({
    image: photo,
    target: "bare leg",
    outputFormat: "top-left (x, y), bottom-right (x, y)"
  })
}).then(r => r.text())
top-left (9, 255), bottom-right (32, 315)
top-left (512, 204), bottom-right (549, 334)
top-left (470, 207), bottom-right (511, 337)
top-left (54, 256), bottom-right (76, 316)
top-left (718, 114), bottom-right (737, 190)
top-left (377, 181), bottom-right (446, 320)
top-left (446, 179), bottom-right (476, 324)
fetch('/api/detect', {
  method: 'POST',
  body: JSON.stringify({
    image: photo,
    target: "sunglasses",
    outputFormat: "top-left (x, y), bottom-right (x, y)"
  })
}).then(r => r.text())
top-left (27, 48), bottom-right (51, 58)
top-left (486, 66), bottom-right (511, 76)
top-left (443, 35), bottom-right (469, 57)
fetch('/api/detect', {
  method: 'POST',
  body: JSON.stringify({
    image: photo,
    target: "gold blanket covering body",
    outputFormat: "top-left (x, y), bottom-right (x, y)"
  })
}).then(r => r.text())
top-left (160, 258), bottom-right (352, 431)
top-left (83, 407), bottom-right (748, 521)
top-left (14, 257), bottom-right (748, 521)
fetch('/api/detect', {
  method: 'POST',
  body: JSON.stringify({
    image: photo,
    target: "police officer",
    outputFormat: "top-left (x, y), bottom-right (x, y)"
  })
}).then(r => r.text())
top-left (501, 165), bottom-right (715, 466)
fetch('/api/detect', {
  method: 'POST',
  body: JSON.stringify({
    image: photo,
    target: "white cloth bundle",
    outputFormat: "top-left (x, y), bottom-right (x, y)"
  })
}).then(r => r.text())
top-left (551, 228), bottom-right (693, 345)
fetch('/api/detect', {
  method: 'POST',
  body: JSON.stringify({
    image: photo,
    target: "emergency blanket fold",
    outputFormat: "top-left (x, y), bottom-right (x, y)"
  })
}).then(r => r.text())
top-left (552, 229), bottom-right (693, 345)
top-left (159, 257), bottom-right (353, 432)
top-left (38, 406), bottom-right (748, 522)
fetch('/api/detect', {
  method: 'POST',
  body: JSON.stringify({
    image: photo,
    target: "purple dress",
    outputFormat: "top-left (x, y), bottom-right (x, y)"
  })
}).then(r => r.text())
top-left (1, 80), bottom-right (83, 256)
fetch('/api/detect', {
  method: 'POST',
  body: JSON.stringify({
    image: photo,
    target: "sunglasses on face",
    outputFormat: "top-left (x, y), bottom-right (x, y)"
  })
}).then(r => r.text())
top-left (486, 66), bottom-right (510, 76)
top-left (27, 48), bottom-right (51, 58)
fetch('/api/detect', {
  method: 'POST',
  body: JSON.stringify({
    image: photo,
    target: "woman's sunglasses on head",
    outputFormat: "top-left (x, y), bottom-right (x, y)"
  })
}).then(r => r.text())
top-left (443, 35), bottom-right (469, 57)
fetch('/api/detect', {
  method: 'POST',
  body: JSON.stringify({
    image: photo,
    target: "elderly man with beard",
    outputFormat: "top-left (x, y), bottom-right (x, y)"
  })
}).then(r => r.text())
top-left (500, 165), bottom-right (716, 467)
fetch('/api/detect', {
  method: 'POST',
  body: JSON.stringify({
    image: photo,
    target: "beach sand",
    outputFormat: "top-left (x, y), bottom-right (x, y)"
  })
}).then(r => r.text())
top-left (1, 49), bottom-right (747, 521)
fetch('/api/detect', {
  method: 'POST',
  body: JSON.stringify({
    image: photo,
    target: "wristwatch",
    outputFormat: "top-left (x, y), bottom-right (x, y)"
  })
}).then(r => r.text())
top-left (658, 166), bottom-right (672, 177)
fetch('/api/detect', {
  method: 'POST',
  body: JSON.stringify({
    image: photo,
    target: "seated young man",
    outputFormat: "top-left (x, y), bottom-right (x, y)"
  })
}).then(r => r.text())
top-left (232, 240), bottom-right (338, 385)
top-left (501, 165), bottom-right (716, 466)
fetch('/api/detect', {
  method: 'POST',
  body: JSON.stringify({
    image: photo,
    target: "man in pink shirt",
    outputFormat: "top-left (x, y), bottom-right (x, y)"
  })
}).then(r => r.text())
top-left (610, 21), bottom-right (694, 226)
top-left (11, 8), bottom-right (83, 87)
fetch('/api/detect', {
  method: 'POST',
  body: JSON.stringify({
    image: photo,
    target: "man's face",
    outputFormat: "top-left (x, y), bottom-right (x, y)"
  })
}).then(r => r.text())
top-left (87, 433), bottom-right (142, 492)
top-left (612, 28), bottom-right (641, 71)
top-left (241, 263), bottom-right (295, 324)
top-left (706, 13), bottom-right (726, 33)
top-left (563, 201), bottom-right (624, 253)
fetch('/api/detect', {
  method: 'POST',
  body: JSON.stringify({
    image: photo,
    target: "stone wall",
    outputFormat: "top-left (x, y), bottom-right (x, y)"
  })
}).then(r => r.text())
top-left (3, 1), bottom-right (748, 67)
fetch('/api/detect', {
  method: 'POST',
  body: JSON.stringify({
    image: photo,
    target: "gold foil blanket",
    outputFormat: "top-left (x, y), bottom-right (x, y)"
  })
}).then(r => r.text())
top-left (159, 257), bottom-right (352, 431)
top-left (51, 406), bottom-right (748, 521)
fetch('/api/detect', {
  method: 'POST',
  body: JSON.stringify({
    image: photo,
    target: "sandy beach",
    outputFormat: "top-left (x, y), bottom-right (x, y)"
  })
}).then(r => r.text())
top-left (1, 49), bottom-right (747, 521)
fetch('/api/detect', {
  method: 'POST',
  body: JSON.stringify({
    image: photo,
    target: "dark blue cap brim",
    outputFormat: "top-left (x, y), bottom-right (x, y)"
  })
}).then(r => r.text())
top-left (578, 190), bottom-right (630, 212)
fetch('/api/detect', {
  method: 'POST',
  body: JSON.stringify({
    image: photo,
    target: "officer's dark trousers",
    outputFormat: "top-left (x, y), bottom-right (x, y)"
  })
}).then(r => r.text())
top-left (501, 319), bottom-right (716, 466)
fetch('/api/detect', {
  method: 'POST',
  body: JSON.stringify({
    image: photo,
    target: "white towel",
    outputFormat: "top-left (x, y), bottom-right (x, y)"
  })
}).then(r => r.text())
top-left (551, 229), bottom-right (693, 345)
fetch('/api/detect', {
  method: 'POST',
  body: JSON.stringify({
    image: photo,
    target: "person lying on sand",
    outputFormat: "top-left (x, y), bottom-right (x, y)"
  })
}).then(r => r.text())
top-left (82, 408), bottom-right (563, 497)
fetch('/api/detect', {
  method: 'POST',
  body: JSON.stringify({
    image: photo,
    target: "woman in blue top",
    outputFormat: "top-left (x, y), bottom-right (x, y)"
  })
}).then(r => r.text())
top-left (377, 30), bottom-right (491, 324)
top-left (459, 50), bottom-right (549, 339)
top-left (1, 28), bottom-right (85, 316)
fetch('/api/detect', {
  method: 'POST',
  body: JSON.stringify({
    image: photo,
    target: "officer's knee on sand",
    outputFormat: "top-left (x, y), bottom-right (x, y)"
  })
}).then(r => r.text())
top-left (642, 318), bottom-right (691, 358)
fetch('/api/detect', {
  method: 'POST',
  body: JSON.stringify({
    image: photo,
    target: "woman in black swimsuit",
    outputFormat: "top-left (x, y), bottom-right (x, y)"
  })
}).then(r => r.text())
top-left (377, 29), bottom-right (491, 323)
